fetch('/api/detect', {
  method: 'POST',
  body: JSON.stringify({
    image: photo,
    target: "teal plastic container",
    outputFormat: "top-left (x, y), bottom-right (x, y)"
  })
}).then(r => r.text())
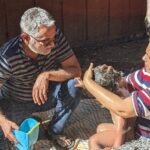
top-left (13, 118), bottom-right (40, 150)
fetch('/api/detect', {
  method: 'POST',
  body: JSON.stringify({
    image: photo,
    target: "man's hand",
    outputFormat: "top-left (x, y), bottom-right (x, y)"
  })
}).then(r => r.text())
top-left (83, 63), bottom-right (94, 81)
top-left (32, 72), bottom-right (49, 105)
top-left (0, 116), bottom-right (19, 143)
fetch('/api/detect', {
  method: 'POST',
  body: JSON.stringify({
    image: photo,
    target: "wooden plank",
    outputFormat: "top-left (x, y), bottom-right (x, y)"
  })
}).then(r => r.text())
top-left (0, 0), bottom-right (7, 45)
top-left (109, 0), bottom-right (123, 39)
top-left (130, 0), bottom-right (146, 34)
top-left (122, 0), bottom-right (131, 36)
top-left (5, 0), bottom-right (34, 39)
top-left (35, 0), bottom-right (62, 29)
top-left (139, 0), bottom-right (147, 32)
top-left (3, 0), bottom-right (146, 48)
top-left (87, 0), bottom-right (109, 42)
top-left (63, 0), bottom-right (86, 46)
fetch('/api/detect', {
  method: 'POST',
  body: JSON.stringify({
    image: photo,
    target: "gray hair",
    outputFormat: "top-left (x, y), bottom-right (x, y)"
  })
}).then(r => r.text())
top-left (20, 7), bottom-right (55, 36)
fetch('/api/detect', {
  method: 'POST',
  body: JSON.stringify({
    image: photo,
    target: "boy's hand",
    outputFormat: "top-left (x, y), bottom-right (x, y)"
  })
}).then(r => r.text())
top-left (75, 77), bottom-right (85, 88)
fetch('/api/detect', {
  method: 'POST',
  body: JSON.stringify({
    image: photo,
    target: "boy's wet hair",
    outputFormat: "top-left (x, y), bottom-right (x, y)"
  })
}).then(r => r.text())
top-left (93, 65), bottom-right (123, 93)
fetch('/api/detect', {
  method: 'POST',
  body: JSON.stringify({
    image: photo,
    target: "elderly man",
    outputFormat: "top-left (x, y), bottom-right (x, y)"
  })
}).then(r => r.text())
top-left (0, 7), bottom-right (81, 149)
top-left (77, 42), bottom-right (150, 149)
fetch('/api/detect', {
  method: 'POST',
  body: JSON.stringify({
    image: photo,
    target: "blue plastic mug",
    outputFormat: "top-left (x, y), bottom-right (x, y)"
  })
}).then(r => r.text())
top-left (13, 118), bottom-right (40, 150)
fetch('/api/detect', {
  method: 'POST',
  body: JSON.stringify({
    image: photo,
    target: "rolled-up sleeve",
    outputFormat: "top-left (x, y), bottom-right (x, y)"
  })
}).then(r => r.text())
top-left (131, 90), bottom-right (150, 117)
top-left (126, 70), bottom-right (150, 118)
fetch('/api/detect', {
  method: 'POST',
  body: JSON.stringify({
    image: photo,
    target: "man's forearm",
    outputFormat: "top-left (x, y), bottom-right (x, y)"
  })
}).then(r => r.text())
top-left (43, 67), bottom-right (81, 82)
top-left (83, 78), bottom-right (135, 118)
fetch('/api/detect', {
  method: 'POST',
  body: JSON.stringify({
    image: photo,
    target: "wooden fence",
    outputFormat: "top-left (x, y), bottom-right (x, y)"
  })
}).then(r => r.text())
top-left (0, 0), bottom-right (147, 47)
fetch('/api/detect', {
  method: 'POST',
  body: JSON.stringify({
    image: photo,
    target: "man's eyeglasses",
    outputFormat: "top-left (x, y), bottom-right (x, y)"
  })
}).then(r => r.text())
top-left (29, 34), bottom-right (55, 47)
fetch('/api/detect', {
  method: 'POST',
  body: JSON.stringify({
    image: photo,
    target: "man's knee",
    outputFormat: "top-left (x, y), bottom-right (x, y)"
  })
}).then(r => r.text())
top-left (60, 79), bottom-right (80, 109)
top-left (89, 134), bottom-right (100, 150)
top-left (96, 123), bottom-right (113, 133)
top-left (96, 124), bottom-right (105, 133)
top-left (66, 79), bottom-right (80, 98)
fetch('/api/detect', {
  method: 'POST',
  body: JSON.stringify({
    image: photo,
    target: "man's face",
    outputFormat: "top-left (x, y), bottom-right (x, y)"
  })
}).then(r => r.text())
top-left (28, 25), bottom-right (56, 55)
top-left (143, 43), bottom-right (150, 73)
